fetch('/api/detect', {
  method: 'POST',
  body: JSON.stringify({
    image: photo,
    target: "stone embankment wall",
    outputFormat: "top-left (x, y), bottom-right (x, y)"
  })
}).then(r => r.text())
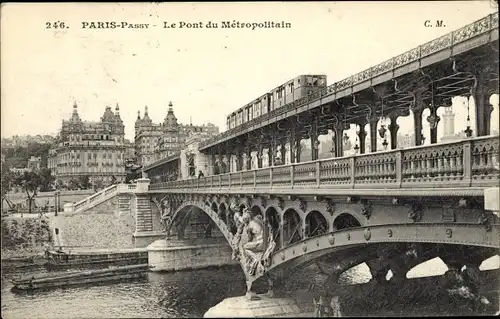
top-left (51, 196), bottom-right (136, 249)
top-left (1, 216), bottom-right (53, 259)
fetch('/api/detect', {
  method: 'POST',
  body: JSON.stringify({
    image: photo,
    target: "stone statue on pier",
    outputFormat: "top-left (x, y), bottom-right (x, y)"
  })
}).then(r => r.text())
top-left (230, 203), bottom-right (245, 261)
top-left (160, 199), bottom-right (174, 237)
top-left (240, 211), bottom-right (277, 276)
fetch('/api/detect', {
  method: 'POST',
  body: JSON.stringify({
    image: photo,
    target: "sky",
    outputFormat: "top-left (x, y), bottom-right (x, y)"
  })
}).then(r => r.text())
top-left (1, 1), bottom-right (498, 141)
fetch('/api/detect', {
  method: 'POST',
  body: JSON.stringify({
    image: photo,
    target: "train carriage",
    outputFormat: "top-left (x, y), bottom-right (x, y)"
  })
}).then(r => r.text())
top-left (225, 74), bottom-right (327, 131)
top-left (270, 75), bottom-right (327, 111)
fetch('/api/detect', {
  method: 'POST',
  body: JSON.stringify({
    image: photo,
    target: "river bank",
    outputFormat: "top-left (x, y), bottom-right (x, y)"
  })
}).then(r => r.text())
top-left (1, 216), bottom-right (53, 265)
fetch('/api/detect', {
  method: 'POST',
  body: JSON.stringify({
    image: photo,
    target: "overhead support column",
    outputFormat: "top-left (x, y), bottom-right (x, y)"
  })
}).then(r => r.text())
top-left (474, 72), bottom-right (493, 137)
top-left (369, 116), bottom-right (379, 153)
top-left (245, 144), bottom-right (252, 170)
top-left (289, 122), bottom-right (296, 163)
top-left (280, 142), bottom-right (286, 164)
top-left (225, 147), bottom-right (232, 173)
top-left (210, 150), bottom-right (216, 176)
top-left (333, 120), bottom-right (344, 158)
top-left (295, 137), bottom-right (302, 163)
top-left (217, 153), bottom-right (224, 174)
top-left (269, 131), bottom-right (277, 167)
top-left (357, 123), bottom-right (367, 154)
top-left (235, 147), bottom-right (243, 171)
top-left (427, 106), bottom-right (440, 144)
top-left (389, 116), bottom-right (399, 150)
top-left (310, 118), bottom-right (319, 161)
top-left (413, 91), bottom-right (425, 146)
top-left (257, 144), bottom-right (263, 169)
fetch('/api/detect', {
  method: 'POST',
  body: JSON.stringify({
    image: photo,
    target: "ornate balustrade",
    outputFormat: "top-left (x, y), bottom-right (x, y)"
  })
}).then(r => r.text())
top-left (150, 136), bottom-right (499, 194)
top-left (199, 12), bottom-right (498, 150)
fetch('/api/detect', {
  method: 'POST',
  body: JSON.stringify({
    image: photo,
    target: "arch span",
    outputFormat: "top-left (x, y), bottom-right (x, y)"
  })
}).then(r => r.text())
top-left (305, 210), bottom-right (328, 238)
top-left (283, 208), bottom-right (302, 246)
top-left (333, 213), bottom-right (361, 230)
top-left (168, 200), bottom-right (234, 248)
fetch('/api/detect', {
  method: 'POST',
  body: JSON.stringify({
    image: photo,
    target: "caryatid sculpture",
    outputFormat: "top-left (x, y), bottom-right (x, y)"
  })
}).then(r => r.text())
top-left (160, 199), bottom-right (173, 237)
top-left (240, 210), bottom-right (277, 276)
top-left (230, 202), bottom-right (245, 261)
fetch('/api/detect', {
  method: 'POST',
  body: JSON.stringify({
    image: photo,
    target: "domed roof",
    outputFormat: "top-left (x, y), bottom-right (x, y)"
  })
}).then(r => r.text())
top-left (164, 101), bottom-right (178, 127)
top-left (142, 105), bottom-right (152, 124)
top-left (70, 101), bottom-right (82, 123)
top-left (101, 106), bottom-right (115, 122)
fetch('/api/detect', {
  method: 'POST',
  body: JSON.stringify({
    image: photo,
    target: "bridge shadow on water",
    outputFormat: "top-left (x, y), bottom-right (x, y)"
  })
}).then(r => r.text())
top-left (285, 256), bottom-right (499, 317)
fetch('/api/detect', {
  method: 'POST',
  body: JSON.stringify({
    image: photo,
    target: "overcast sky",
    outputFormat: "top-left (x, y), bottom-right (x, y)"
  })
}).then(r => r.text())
top-left (1, 1), bottom-right (498, 140)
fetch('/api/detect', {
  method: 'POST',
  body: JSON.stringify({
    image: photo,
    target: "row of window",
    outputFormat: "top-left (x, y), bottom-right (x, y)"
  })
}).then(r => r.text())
top-left (56, 152), bottom-right (124, 161)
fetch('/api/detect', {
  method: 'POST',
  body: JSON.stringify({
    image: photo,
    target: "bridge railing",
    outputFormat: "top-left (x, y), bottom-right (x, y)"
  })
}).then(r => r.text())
top-left (150, 136), bottom-right (499, 191)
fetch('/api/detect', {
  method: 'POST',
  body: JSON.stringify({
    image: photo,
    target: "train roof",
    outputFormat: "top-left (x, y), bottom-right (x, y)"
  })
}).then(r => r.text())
top-left (269, 74), bottom-right (327, 91)
top-left (226, 75), bottom-right (327, 118)
top-left (227, 92), bottom-right (271, 118)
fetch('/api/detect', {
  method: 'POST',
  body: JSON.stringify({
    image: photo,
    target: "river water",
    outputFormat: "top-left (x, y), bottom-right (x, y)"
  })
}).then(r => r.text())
top-left (2, 257), bottom-right (499, 319)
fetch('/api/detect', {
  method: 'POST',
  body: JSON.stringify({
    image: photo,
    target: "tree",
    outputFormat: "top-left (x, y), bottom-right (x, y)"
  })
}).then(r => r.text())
top-left (78, 175), bottom-right (92, 189)
top-left (55, 179), bottom-right (65, 190)
top-left (93, 179), bottom-right (104, 191)
top-left (38, 168), bottom-right (55, 192)
top-left (67, 178), bottom-right (80, 191)
top-left (13, 171), bottom-right (42, 215)
top-left (1, 166), bottom-right (14, 210)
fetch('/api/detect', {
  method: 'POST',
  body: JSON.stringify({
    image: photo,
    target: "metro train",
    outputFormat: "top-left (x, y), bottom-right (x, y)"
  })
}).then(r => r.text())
top-left (226, 74), bottom-right (328, 130)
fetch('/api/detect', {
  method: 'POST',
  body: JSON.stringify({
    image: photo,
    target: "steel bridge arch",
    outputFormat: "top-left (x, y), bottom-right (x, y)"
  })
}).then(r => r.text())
top-left (170, 200), bottom-right (234, 245)
top-left (247, 222), bottom-right (500, 285)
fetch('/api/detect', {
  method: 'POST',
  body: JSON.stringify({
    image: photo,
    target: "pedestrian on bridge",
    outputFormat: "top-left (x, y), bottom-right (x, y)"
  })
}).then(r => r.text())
top-left (197, 170), bottom-right (204, 179)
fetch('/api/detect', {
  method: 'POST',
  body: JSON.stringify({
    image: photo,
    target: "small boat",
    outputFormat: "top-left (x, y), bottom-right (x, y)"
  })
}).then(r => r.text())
top-left (45, 249), bottom-right (148, 270)
top-left (11, 263), bottom-right (150, 291)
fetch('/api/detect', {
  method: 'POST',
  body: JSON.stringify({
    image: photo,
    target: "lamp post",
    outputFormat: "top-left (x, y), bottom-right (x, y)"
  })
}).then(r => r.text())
top-left (54, 190), bottom-right (59, 216)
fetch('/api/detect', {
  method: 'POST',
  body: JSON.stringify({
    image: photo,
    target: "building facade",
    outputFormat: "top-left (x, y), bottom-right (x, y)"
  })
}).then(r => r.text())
top-left (48, 102), bottom-right (127, 186)
top-left (27, 156), bottom-right (42, 171)
top-left (135, 102), bottom-right (220, 166)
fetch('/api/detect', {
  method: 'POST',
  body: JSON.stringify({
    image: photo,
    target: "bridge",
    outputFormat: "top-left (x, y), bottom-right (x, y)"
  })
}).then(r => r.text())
top-left (69, 13), bottom-right (500, 317)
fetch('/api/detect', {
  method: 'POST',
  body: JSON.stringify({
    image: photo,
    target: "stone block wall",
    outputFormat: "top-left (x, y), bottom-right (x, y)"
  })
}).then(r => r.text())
top-left (1, 216), bottom-right (53, 259)
top-left (51, 196), bottom-right (136, 249)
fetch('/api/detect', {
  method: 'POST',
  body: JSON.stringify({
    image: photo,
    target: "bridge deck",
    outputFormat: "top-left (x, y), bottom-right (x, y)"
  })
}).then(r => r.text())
top-left (150, 136), bottom-right (499, 196)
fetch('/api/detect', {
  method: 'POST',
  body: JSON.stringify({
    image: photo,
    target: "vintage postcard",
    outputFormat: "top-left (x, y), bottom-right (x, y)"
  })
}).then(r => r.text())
top-left (1, 1), bottom-right (499, 318)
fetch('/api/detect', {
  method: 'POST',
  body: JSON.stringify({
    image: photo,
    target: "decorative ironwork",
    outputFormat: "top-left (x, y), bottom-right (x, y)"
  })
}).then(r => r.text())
top-left (442, 208), bottom-right (456, 223)
top-left (361, 200), bottom-right (372, 220)
top-left (478, 212), bottom-right (492, 232)
top-left (408, 204), bottom-right (423, 222)
top-left (326, 200), bottom-right (335, 216)
top-left (364, 228), bottom-right (371, 241)
top-left (328, 235), bottom-right (335, 245)
top-left (195, 12), bottom-right (498, 151)
top-left (446, 229), bottom-right (453, 238)
top-left (299, 199), bottom-right (307, 212)
top-left (260, 197), bottom-right (267, 208)
top-left (278, 198), bottom-right (285, 210)
top-left (150, 136), bottom-right (500, 195)
top-left (427, 113), bottom-right (441, 130)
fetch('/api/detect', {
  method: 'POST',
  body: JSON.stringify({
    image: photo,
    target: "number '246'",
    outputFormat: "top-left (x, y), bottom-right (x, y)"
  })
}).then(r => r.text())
top-left (46, 22), bottom-right (67, 29)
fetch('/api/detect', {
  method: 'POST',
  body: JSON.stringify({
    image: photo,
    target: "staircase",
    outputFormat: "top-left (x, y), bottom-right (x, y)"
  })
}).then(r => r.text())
top-left (70, 184), bottom-right (138, 214)
top-left (135, 195), bottom-right (153, 232)
top-left (118, 194), bottom-right (131, 214)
